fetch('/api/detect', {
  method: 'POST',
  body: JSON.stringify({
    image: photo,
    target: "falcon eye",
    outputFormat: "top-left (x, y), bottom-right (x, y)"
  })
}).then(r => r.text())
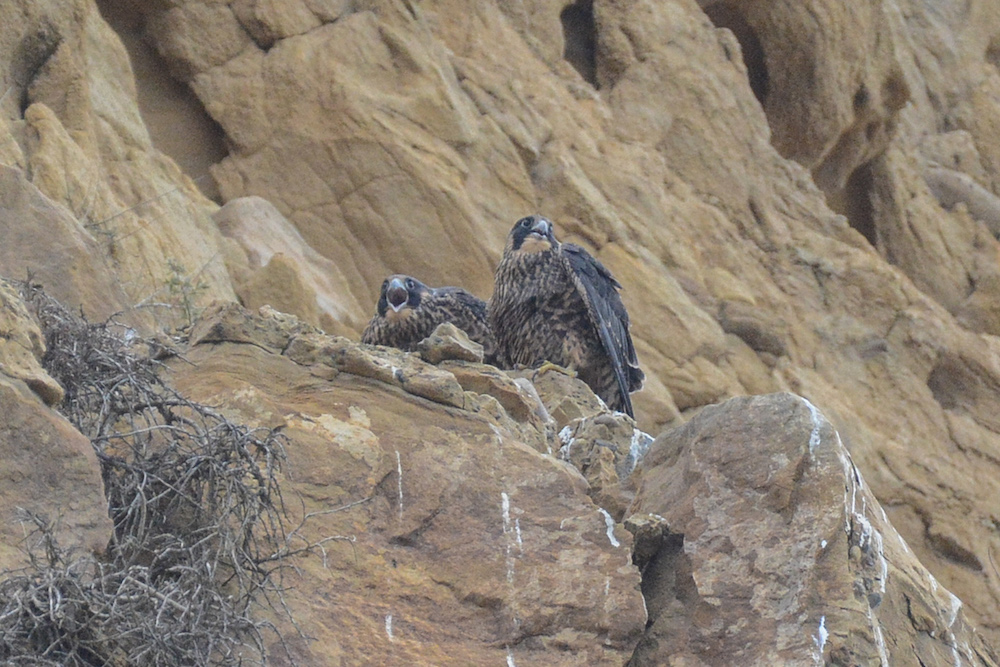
top-left (405, 278), bottom-right (415, 290)
top-left (519, 218), bottom-right (532, 228)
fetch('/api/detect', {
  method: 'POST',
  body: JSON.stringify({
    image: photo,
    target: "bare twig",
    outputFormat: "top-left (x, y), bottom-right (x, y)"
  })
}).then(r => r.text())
top-left (0, 281), bottom-right (314, 666)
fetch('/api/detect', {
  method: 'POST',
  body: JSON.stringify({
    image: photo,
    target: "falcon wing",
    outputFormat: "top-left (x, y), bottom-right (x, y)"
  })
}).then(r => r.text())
top-left (562, 243), bottom-right (644, 416)
top-left (431, 287), bottom-right (497, 361)
top-left (434, 287), bottom-right (488, 320)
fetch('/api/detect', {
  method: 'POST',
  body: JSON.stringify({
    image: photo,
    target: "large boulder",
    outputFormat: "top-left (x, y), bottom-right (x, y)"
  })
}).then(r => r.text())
top-left (168, 304), bottom-right (647, 665)
top-left (628, 393), bottom-right (998, 666)
top-left (0, 280), bottom-right (111, 569)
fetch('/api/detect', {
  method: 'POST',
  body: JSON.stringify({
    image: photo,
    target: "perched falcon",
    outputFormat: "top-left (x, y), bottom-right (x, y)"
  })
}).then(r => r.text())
top-left (361, 274), bottom-right (496, 359)
top-left (489, 215), bottom-right (644, 416)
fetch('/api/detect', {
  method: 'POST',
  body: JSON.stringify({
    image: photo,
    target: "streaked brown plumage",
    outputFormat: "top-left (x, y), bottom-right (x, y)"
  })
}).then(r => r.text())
top-left (488, 215), bottom-right (644, 416)
top-left (361, 274), bottom-right (496, 359)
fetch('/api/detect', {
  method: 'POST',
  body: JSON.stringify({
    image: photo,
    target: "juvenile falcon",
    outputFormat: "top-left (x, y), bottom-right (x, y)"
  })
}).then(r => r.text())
top-left (488, 215), bottom-right (644, 417)
top-left (361, 274), bottom-right (496, 359)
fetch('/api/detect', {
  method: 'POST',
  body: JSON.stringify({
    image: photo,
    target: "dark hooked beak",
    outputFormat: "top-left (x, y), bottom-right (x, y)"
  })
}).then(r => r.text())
top-left (386, 278), bottom-right (409, 312)
top-left (530, 217), bottom-right (551, 238)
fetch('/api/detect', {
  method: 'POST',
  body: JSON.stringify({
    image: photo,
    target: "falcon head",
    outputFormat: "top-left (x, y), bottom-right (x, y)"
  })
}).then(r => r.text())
top-left (507, 215), bottom-right (557, 255)
top-left (376, 274), bottom-right (430, 319)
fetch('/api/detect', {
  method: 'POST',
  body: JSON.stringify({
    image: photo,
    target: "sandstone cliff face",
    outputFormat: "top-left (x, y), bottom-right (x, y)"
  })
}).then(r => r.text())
top-left (0, 279), bottom-right (110, 567)
top-left (170, 304), bottom-right (647, 665)
top-left (2, 0), bottom-right (1000, 662)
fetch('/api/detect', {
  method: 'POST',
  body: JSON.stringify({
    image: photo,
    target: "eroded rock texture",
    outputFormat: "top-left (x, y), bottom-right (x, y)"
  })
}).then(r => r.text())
top-left (170, 304), bottom-right (647, 665)
top-left (1, 0), bottom-right (1000, 661)
top-left (628, 393), bottom-right (999, 666)
top-left (0, 280), bottom-right (111, 568)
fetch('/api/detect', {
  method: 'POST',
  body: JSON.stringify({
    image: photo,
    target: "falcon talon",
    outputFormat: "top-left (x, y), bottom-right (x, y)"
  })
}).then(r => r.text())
top-left (534, 361), bottom-right (577, 378)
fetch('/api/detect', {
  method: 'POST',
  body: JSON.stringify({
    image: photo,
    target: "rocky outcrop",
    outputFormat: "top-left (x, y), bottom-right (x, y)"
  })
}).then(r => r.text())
top-left (628, 393), bottom-right (998, 666)
top-left (2, 0), bottom-right (1000, 659)
top-left (0, 279), bottom-right (110, 567)
top-left (213, 195), bottom-right (368, 336)
top-left (0, 0), bottom-right (235, 328)
top-left (169, 303), bottom-right (646, 665)
top-left (1, 283), bottom-right (999, 663)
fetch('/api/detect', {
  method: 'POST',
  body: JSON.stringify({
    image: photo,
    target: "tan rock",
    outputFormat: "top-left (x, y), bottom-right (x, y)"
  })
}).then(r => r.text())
top-left (237, 251), bottom-right (323, 327)
top-left (214, 196), bottom-right (365, 336)
top-left (1, 0), bottom-right (236, 331)
top-left (188, 301), bottom-right (318, 351)
top-left (0, 279), bottom-right (62, 405)
top-left (439, 360), bottom-right (550, 430)
top-left (147, 3), bottom-right (251, 82)
top-left (0, 165), bottom-right (132, 321)
top-left (0, 286), bottom-right (111, 567)
top-left (509, 365), bottom-right (607, 429)
top-left (417, 321), bottom-right (485, 364)
top-left (628, 393), bottom-right (995, 666)
top-left (196, 10), bottom-right (504, 316)
top-left (168, 305), bottom-right (647, 665)
top-left (718, 298), bottom-right (788, 358)
top-left (123, 0), bottom-right (1000, 639)
top-left (559, 412), bottom-right (651, 521)
top-left (231, 0), bottom-right (323, 48)
top-left (3, 0), bottom-right (1000, 653)
top-left (0, 375), bottom-right (111, 569)
top-left (925, 164), bottom-right (1000, 237)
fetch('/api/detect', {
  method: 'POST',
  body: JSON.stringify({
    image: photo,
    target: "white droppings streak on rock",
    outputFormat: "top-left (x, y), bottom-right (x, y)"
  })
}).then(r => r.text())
top-left (515, 518), bottom-right (523, 551)
top-left (857, 513), bottom-right (872, 549)
top-left (558, 425), bottom-right (575, 456)
top-left (490, 423), bottom-right (506, 451)
top-left (873, 528), bottom-right (887, 594)
top-left (944, 591), bottom-right (973, 667)
top-left (511, 378), bottom-right (555, 454)
top-left (842, 451), bottom-right (889, 600)
top-left (506, 648), bottom-right (517, 667)
top-left (498, 492), bottom-right (524, 641)
top-left (947, 591), bottom-right (963, 627)
top-left (395, 450), bottom-right (403, 520)
top-left (800, 396), bottom-right (824, 454)
top-left (502, 492), bottom-right (515, 584)
top-left (599, 508), bottom-right (620, 548)
top-left (813, 399), bottom-right (894, 646)
top-left (867, 607), bottom-right (890, 666)
top-left (820, 539), bottom-right (827, 549)
top-left (812, 615), bottom-right (828, 664)
top-left (833, 435), bottom-right (858, 535)
top-left (627, 428), bottom-right (654, 475)
top-left (947, 632), bottom-right (963, 667)
top-left (854, 506), bottom-right (888, 595)
top-left (385, 614), bottom-right (394, 641)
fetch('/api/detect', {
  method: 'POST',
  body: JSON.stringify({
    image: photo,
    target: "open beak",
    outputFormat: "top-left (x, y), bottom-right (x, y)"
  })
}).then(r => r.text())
top-left (530, 217), bottom-right (552, 239)
top-left (386, 278), bottom-right (409, 312)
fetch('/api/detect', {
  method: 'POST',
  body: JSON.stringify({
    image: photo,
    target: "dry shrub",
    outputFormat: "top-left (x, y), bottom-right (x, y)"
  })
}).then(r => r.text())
top-left (0, 282), bottom-right (294, 666)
